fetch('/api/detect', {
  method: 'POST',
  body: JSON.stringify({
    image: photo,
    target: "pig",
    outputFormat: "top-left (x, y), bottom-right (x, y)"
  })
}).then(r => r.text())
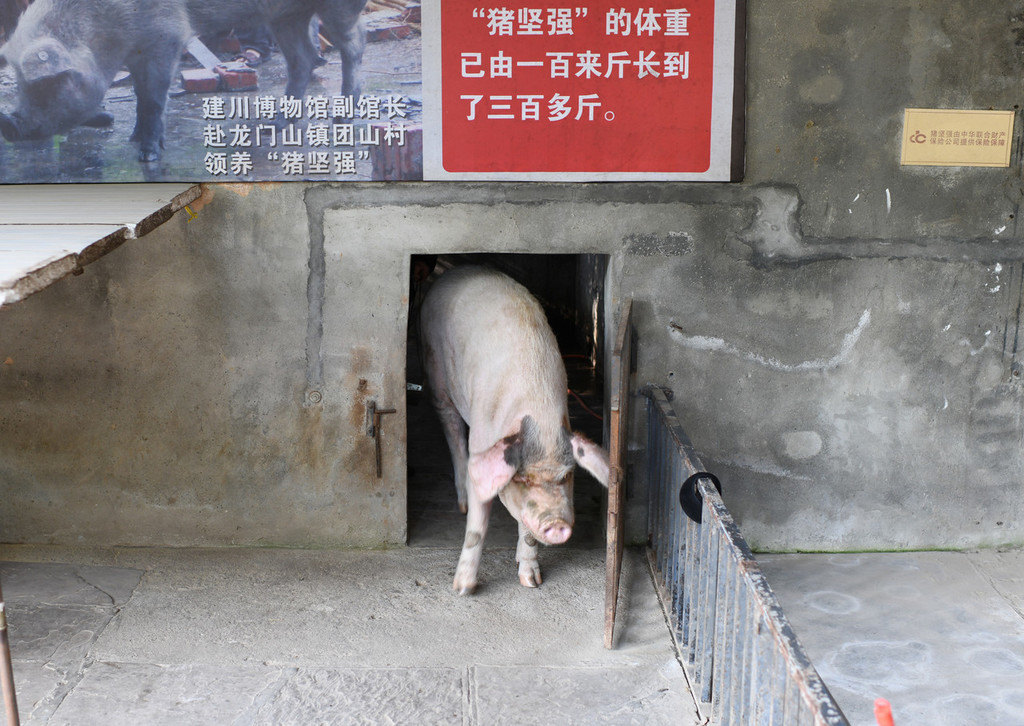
top-left (419, 266), bottom-right (611, 595)
top-left (0, 0), bottom-right (367, 161)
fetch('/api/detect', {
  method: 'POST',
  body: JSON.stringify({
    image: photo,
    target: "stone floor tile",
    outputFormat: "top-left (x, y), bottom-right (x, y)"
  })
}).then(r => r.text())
top-left (45, 662), bottom-right (283, 726)
top-left (251, 667), bottom-right (464, 726)
top-left (7, 604), bottom-right (115, 662)
top-left (472, 662), bottom-right (697, 725)
top-left (1, 562), bottom-right (142, 607)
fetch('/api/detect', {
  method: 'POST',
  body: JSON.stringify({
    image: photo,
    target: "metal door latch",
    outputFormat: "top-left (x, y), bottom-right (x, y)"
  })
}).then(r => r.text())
top-left (366, 400), bottom-right (396, 478)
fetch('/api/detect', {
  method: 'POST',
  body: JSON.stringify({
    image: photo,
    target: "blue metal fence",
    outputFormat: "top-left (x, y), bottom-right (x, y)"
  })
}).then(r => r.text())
top-left (644, 387), bottom-right (848, 725)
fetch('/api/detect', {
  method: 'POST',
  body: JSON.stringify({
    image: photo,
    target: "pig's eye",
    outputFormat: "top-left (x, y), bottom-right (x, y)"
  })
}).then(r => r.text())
top-left (515, 475), bottom-right (547, 488)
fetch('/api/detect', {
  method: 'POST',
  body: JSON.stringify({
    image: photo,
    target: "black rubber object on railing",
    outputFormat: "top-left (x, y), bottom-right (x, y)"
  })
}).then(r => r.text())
top-left (679, 472), bottom-right (722, 523)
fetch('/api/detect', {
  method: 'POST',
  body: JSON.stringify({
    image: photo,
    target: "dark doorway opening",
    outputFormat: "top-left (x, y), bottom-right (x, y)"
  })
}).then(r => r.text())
top-left (405, 253), bottom-right (610, 548)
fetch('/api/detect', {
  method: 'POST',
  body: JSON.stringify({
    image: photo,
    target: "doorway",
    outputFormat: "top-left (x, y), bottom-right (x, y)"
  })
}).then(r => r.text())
top-left (405, 252), bottom-right (610, 547)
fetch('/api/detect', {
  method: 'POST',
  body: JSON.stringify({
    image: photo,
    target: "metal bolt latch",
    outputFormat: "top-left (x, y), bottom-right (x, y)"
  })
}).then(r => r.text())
top-left (366, 400), bottom-right (396, 478)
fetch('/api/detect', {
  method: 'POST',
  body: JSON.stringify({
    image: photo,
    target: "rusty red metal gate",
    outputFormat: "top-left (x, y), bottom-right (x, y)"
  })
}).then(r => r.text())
top-left (604, 299), bottom-right (632, 649)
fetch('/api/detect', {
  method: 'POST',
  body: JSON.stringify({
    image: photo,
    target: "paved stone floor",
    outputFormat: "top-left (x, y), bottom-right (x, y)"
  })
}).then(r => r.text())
top-left (0, 544), bottom-right (700, 726)
top-left (5, 545), bottom-right (1024, 725)
top-left (760, 550), bottom-right (1024, 726)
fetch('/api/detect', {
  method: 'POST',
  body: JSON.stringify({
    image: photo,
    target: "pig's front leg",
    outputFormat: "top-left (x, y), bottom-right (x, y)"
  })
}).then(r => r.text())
top-left (515, 521), bottom-right (541, 587)
top-left (500, 488), bottom-right (541, 587)
top-left (454, 482), bottom-right (491, 594)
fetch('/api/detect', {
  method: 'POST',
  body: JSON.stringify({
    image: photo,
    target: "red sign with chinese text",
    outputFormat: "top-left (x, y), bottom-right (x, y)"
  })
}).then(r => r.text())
top-left (440, 1), bottom-right (717, 174)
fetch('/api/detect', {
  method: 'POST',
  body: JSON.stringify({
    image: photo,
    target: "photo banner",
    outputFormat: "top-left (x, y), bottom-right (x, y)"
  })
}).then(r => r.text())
top-left (0, 0), bottom-right (742, 183)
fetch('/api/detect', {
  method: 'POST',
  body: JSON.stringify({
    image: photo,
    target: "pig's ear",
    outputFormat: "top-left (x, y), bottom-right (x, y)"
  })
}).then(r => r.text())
top-left (571, 433), bottom-right (610, 487)
top-left (468, 442), bottom-right (516, 502)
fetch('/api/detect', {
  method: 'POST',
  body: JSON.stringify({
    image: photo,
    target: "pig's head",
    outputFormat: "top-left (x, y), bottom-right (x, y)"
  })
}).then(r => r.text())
top-left (472, 416), bottom-right (610, 546)
top-left (0, 36), bottom-right (107, 142)
top-left (499, 458), bottom-right (577, 545)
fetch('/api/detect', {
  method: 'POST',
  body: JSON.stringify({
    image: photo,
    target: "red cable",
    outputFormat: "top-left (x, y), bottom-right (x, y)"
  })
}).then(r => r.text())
top-left (568, 388), bottom-right (604, 421)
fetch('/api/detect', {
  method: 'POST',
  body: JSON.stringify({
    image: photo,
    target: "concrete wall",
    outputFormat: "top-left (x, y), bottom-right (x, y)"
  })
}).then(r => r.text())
top-left (3, 1), bottom-right (1023, 551)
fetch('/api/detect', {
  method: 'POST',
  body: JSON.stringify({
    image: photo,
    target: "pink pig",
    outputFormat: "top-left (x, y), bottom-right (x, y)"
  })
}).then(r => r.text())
top-left (419, 266), bottom-right (610, 594)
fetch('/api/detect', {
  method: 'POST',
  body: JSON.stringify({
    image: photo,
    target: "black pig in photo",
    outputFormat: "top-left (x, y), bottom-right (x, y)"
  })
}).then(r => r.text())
top-left (0, 0), bottom-right (368, 161)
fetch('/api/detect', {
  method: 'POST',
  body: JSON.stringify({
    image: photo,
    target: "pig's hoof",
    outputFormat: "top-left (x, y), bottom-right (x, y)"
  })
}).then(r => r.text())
top-left (138, 149), bottom-right (160, 163)
top-left (518, 561), bottom-right (542, 587)
top-left (0, 114), bottom-right (20, 142)
top-left (82, 112), bottom-right (114, 129)
top-left (519, 571), bottom-right (542, 588)
top-left (458, 502), bottom-right (467, 515)
top-left (453, 564), bottom-right (478, 594)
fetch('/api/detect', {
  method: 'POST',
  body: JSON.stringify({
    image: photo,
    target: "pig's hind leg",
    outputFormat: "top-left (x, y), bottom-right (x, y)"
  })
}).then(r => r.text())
top-left (421, 336), bottom-right (469, 512)
top-left (433, 400), bottom-right (469, 514)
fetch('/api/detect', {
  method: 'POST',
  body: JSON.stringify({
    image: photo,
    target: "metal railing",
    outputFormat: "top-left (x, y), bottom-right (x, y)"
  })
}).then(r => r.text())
top-left (644, 387), bottom-right (848, 725)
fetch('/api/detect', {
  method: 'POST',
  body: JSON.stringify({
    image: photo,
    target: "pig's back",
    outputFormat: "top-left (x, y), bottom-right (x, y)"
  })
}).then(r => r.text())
top-left (420, 266), bottom-right (568, 438)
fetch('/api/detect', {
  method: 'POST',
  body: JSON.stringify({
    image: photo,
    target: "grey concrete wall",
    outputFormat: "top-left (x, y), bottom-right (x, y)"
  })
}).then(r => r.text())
top-left (3, 1), bottom-right (1024, 551)
top-left (719, 0), bottom-right (1024, 549)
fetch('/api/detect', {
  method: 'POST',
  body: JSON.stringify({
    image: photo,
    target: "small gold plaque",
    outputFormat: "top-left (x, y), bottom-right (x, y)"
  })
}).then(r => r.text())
top-left (901, 109), bottom-right (1014, 167)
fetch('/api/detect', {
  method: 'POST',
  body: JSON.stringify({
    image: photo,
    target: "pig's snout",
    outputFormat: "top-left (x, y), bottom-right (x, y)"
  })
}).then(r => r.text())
top-left (0, 113), bottom-right (22, 142)
top-left (538, 518), bottom-right (572, 545)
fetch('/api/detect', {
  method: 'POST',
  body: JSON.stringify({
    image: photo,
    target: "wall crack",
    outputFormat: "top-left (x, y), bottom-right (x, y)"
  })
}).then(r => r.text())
top-left (668, 309), bottom-right (871, 372)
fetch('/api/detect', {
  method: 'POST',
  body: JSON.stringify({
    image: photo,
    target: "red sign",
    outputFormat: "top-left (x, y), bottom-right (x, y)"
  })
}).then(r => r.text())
top-left (426, 0), bottom-right (742, 180)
